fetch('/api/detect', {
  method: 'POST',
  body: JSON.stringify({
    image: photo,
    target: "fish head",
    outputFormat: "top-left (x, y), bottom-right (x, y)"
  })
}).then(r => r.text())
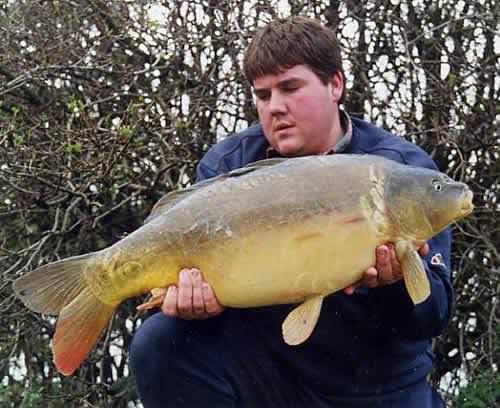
top-left (424, 174), bottom-right (474, 233)
top-left (386, 167), bottom-right (474, 239)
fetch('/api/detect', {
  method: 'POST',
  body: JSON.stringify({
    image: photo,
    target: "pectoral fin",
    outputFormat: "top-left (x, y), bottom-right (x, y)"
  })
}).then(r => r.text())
top-left (396, 241), bottom-right (430, 304)
top-left (282, 295), bottom-right (323, 346)
top-left (137, 288), bottom-right (167, 311)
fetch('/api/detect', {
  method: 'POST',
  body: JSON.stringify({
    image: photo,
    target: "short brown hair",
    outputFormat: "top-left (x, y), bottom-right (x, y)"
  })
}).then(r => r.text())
top-left (243, 16), bottom-right (345, 102)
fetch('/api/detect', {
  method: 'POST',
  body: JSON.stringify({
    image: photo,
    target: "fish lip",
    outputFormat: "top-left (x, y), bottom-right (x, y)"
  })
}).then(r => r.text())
top-left (460, 188), bottom-right (474, 214)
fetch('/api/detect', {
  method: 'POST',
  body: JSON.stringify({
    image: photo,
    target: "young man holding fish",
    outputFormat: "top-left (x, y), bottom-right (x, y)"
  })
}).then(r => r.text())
top-left (130, 17), bottom-right (451, 408)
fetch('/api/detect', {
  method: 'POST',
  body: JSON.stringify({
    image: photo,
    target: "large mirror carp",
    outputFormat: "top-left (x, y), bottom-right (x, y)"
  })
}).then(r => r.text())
top-left (13, 154), bottom-right (474, 375)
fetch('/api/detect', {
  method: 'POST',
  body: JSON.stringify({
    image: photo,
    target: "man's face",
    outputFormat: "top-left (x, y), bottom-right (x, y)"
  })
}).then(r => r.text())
top-left (253, 64), bottom-right (343, 157)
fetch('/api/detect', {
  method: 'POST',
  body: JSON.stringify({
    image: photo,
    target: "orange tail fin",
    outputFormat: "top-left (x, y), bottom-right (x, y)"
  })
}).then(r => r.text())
top-left (13, 253), bottom-right (116, 376)
top-left (53, 288), bottom-right (114, 375)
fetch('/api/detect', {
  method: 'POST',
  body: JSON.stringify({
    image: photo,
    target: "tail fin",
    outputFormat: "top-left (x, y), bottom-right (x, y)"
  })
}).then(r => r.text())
top-left (53, 287), bottom-right (114, 375)
top-left (13, 253), bottom-right (116, 376)
top-left (13, 253), bottom-right (97, 315)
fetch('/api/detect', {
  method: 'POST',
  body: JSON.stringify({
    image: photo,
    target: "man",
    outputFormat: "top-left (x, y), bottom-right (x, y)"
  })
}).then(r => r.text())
top-left (130, 16), bottom-right (451, 408)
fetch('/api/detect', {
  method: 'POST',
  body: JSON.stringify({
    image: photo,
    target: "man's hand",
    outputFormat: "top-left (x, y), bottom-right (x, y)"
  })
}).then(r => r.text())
top-left (162, 268), bottom-right (225, 319)
top-left (344, 243), bottom-right (430, 295)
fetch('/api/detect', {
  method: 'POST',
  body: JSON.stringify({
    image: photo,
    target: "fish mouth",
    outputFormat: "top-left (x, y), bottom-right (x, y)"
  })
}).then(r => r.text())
top-left (460, 188), bottom-right (474, 215)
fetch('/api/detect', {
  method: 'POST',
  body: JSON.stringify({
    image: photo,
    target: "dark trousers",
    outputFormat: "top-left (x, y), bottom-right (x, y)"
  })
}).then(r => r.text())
top-left (129, 311), bottom-right (446, 408)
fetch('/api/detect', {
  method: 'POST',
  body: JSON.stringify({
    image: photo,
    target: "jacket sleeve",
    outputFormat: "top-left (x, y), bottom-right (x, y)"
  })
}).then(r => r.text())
top-left (195, 145), bottom-right (232, 182)
top-left (196, 160), bottom-right (219, 182)
top-left (195, 138), bottom-right (242, 182)
top-left (369, 147), bottom-right (454, 340)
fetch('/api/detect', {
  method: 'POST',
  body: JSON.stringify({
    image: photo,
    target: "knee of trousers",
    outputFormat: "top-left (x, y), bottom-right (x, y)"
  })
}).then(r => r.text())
top-left (129, 312), bottom-right (183, 379)
top-left (129, 312), bottom-right (228, 378)
top-left (129, 312), bottom-right (238, 405)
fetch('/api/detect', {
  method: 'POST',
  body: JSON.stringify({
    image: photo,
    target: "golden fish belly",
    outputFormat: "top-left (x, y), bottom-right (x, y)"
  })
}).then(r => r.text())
top-left (189, 212), bottom-right (385, 307)
top-left (91, 212), bottom-right (385, 308)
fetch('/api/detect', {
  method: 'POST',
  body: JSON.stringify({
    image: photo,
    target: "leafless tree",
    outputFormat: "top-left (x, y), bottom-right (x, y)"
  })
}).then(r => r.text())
top-left (1, 1), bottom-right (498, 406)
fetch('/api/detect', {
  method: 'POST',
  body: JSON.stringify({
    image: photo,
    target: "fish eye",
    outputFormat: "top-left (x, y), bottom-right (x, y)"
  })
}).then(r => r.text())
top-left (432, 179), bottom-right (443, 191)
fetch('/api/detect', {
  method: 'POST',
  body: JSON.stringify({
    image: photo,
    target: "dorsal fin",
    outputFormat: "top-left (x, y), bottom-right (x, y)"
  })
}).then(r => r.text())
top-left (144, 157), bottom-right (287, 223)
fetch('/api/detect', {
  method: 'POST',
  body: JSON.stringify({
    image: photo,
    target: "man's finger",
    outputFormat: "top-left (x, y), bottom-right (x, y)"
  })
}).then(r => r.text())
top-left (191, 268), bottom-right (205, 315)
top-left (418, 243), bottom-right (430, 257)
top-left (363, 266), bottom-right (379, 288)
top-left (177, 269), bottom-right (194, 318)
top-left (161, 286), bottom-right (178, 316)
top-left (343, 284), bottom-right (357, 295)
top-left (376, 245), bottom-right (392, 284)
top-left (202, 283), bottom-right (223, 315)
top-left (388, 245), bottom-right (402, 281)
top-left (344, 267), bottom-right (377, 295)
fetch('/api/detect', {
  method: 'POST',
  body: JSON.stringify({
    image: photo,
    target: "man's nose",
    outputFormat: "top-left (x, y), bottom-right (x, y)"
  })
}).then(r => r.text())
top-left (269, 92), bottom-right (287, 115)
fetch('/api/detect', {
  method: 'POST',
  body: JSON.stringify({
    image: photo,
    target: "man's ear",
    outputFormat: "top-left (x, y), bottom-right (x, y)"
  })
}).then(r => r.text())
top-left (329, 71), bottom-right (344, 103)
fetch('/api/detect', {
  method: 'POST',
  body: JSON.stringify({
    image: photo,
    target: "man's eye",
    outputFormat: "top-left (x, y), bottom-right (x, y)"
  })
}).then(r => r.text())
top-left (255, 92), bottom-right (270, 100)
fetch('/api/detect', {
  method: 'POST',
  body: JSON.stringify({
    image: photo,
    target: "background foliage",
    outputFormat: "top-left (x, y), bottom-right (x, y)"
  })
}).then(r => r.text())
top-left (0, 0), bottom-right (498, 406)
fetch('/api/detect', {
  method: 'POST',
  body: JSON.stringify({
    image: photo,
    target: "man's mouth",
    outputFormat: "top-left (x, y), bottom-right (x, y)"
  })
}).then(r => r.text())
top-left (274, 123), bottom-right (293, 132)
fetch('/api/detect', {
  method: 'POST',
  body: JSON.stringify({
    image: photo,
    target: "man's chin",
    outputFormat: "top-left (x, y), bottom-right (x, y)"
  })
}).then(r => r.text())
top-left (276, 147), bottom-right (303, 157)
top-left (274, 141), bottom-right (306, 157)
